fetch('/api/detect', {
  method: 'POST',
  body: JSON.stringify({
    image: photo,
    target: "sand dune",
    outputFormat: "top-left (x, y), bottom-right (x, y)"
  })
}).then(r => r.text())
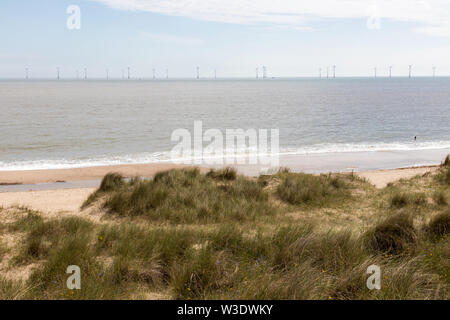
top-left (0, 164), bottom-right (439, 214)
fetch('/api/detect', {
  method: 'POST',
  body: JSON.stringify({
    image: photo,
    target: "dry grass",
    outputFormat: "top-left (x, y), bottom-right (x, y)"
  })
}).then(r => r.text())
top-left (428, 210), bottom-right (450, 240)
top-left (364, 212), bottom-right (417, 255)
top-left (276, 172), bottom-right (350, 207)
top-left (390, 192), bottom-right (427, 208)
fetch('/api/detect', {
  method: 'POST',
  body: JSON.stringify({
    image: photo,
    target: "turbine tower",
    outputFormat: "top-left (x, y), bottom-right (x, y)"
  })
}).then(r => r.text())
top-left (122, 69), bottom-right (125, 80)
top-left (153, 68), bottom-right (156, 80)
top-left (166, 69), bottom-right (168, 79)
top-left (333, 65), bottom-right (336, 78)
top-left (389, 66), bottom-right (392, 78)
top-left (127, 67), bottom-right (130, 80)
top-left (326, 67), bottom-right (329, 78)
top-left (106, 69), bottom-right (109, 80)
top-left (433, 66), bottom-right (436, 78)
top-left (319, 68), bottom-right (322, 78)
top-left (408, 65), bottom-right (412, 78)
top-left (57, 67), bottom-right (60, 80)
top-left (263, 66), bottom-right (267, 79)
top-left (214, 69), bottom-right (217, 80)
top-left (374, 67), bottom-right (377, 78)
top-left (25, 68), bottom-right (29, 80)
top-left (196, 66), bottom-right (200, 79)
top-left (76, 69), bottom-right (79, 80)
top-left (256, 68), bottom-right (259, 79)
top-left (84, 68), bottom-right (87, 80)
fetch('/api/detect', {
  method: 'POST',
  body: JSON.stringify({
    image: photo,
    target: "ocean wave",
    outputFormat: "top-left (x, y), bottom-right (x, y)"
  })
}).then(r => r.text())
top-left (1, 140), bottom-right (450, 171)
top-left (279, 140), bottom-right (450, 155)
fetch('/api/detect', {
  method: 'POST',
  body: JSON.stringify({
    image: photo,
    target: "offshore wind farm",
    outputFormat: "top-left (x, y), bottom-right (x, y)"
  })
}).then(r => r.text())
top-left (11, 64), bottom-right (445, 81)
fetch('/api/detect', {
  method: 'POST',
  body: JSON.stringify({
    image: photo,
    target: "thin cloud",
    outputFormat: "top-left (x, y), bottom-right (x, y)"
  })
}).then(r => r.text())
top-left (143, 32), bottom-right (204, 45)
top-left (91, 0), bottom-right (450, 36)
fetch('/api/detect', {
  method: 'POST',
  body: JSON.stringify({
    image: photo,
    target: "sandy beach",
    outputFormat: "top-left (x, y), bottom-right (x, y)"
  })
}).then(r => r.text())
top-left (0, 163), bottom-right (440, 214)
top-left (0, 163), bottom-right (192, 185)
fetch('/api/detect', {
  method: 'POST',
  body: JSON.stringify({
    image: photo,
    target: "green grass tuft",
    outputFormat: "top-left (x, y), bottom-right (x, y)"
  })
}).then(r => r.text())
top-left (442, 155), bottom-right (449, 167)
top-left (428, 210), bottom-right (450, 239)
top-left (390, 192), bottom-right (427, 208)
top-left (276, 173), bottom-right (349, 207)
top-left (432, 191), bottom-right (448, 206)
top-left (102, 169), bottom-right (273, 223)
top-left (206, 167), bottom-right (237, 181)
top-left (99, 173), bottom-right (125, 192)
top-left (364, 213), bottom-right (417, 255)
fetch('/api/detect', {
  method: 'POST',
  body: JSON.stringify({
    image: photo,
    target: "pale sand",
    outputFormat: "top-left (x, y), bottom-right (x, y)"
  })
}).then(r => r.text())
top-left (356, 165), bottom-right (439, 188)
top-left (0, 188), bottom-right (96, 213)
top-left (0, 163), bottom-right (192, 185)
top-left (0, 164), bottom-right (439, 214)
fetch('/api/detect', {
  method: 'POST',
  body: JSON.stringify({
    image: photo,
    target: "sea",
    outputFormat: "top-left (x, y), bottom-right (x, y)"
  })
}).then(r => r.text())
top-left (1, 77), bottom-right (449, 172)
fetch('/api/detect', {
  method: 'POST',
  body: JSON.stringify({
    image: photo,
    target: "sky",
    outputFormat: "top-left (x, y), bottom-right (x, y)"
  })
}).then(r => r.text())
top-left (1, 0), bottom-right (450, 78)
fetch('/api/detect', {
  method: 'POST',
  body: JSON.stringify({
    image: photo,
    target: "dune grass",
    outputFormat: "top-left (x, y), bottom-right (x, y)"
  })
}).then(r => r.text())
top-left (100, 168), bottom-right (274, 224)
top-left (442, 155), bottom-right (449, 167)
top-left (206, 167), bottom-right (237, 181)
top-left (0, 163), bottom-right (449, 300)
top-left (432, 191), bottom-right (448, 206)
top-left (390, 192), bottom-right (427, 208)
top-left (436, 156), bottom-right (450, 185)
top-left (276, 172), bottom-right (350, 207)
top-left (440, 167), bottom-right (450, 185)
top-left (364, 212), bottom-right (417, 255)
top-left (428, 210), bottom-right (450, 240)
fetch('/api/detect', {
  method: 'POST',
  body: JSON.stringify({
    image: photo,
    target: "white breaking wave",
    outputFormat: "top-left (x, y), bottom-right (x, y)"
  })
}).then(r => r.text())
top-left (279, 140), bottom-right (450, 155)
top-left (1, 140), bottom-right (450, 171)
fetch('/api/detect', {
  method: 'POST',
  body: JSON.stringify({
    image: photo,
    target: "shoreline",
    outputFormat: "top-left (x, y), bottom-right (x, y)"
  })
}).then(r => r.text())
top-left (1, 147), bottom-right (449, 187)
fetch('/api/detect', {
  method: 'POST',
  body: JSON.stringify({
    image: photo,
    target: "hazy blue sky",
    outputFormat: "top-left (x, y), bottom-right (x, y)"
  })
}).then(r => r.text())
top-left (1, 0), bottom-right (450, 78)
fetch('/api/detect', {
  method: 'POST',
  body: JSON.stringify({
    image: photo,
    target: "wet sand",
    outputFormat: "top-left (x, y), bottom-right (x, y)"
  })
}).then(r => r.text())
top-left (1, 148), bottom-right (448, 187)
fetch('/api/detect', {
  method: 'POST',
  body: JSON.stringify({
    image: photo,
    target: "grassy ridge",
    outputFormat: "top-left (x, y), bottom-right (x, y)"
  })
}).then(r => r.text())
top-left (0, 162), bottom-right (449, 300)
top-left (85, 168), bottom-right (274, 224)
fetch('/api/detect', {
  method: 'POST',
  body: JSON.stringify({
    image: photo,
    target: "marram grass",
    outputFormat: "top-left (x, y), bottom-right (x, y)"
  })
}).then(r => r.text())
top-left (0, 161), bottom-right (449, 300)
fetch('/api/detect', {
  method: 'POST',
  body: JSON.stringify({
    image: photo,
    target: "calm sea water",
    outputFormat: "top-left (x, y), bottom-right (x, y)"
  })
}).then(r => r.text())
top-left (1, 78), bottom-right (449, 170)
